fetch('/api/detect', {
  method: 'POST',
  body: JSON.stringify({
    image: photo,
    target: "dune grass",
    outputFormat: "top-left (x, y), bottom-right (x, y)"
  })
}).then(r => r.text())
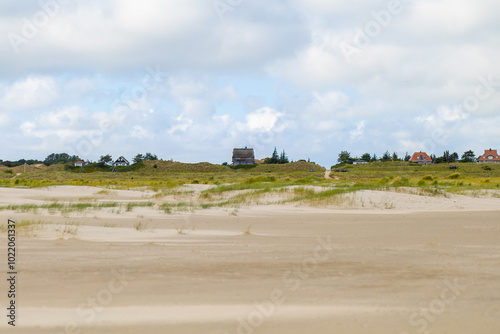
top-left (126, 202), bottom-right (154, 212)
top-left (0, 202), bottom-right (120, 214)
top-left (0, 161), bottom-right (499, 213)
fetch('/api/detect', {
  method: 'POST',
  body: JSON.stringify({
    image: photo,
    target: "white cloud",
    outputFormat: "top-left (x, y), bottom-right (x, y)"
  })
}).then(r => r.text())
top-left (130, 125), bottom-right (154, 140)
top-left (245, 107), bottom-right (283, 132)
top-left (168, 114), bottom-right (193, 135)
top-left (2, 76), bottom-right (58, 110)
top-left (0, 1), bottom-right (499, 166)
top-left (37, 106), bottom-right (86, 128)
top-left (0, 113), bottom-right (11, 127)
top-left (350, 120), bottom-right (366, 140)
top-left (20, 121), bottom-right (35, 134)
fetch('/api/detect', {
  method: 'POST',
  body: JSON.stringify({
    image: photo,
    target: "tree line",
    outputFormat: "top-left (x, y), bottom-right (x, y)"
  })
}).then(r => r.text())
top-left (0, 152), bottom-right (162, 168)
top-left (96, 153), bottom-right (159, 165)
top-left (337, 150), bottom-right (477, 165)
top-left (263, 147), bottom-right (289, 164)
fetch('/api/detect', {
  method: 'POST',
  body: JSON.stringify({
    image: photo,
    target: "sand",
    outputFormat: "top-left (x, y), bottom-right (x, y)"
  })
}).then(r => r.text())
top-left (1, 186), bottom-right (500, 333)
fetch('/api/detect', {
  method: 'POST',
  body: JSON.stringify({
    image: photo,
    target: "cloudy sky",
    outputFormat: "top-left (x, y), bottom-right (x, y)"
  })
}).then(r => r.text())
top-left (1, 0), bottom-right (499, 166)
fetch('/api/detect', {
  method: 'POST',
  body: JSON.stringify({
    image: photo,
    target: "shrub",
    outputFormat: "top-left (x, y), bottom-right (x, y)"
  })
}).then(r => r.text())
top-left (422, 175), bottom-right (433, 181)
top-left (392, 176), bottom-right (409, 186)
top-left (244, 176), bottom-right (276, 184)
top-left (448, 173), bottom-right (460, 179)
top-left (115, 161), bottom-right (146, 172)
top-left (230, 164), bottom-right (257, 170)
top-left (379, 177), bottom-right (390, 184)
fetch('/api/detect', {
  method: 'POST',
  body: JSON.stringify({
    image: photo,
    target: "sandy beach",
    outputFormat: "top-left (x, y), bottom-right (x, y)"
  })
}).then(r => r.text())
top-left (1, 186), bottom-right (500, 333)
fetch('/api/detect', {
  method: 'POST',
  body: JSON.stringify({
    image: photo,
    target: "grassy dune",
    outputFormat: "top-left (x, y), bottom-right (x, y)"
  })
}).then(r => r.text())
top-left (0, 161), bottom-right (325, 188)
top-left (0, 161), bottom-right (499, 211)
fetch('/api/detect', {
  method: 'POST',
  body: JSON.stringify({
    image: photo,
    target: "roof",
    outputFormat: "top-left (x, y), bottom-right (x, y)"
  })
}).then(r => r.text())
top-left (478, 149), bottom-right (500, 162)
top-left (410, 152), bottom-right (432, 162)
top-left (232, 147), bottom-right (255, 159)
top-left (114, 156), bottom-right (129, 164)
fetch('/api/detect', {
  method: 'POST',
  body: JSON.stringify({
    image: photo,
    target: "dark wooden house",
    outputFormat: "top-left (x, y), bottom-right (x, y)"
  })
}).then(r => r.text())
top-left (232, 147), bottom-right (255, 166)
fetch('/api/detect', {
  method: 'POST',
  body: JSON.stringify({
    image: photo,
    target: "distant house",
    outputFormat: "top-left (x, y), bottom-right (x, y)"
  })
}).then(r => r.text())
top-left (74, 160), bottom-right (85, 167)
top-left (478, 149), bottom-right (500, 163)
top-left (113, 156), bottom-right (130, 167)
top-left (232, 147), bottom-right (255, 166)
top-left (410, 152), bottom-right (432, 165)
top-left (353, 159), bottom-right (368, 165)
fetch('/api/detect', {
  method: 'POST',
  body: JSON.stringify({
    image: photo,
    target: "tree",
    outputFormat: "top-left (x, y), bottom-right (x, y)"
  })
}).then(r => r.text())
top-left (144, 153), bottom-right (158, 161)
top-left (279, 150), bottom-right (289, 164)
top-left (435, 150), bottom-right (458, 163)
top-left (435, 150), bottom-right (449, 164)
top-left (430, 154), bottom-right (436, 163)
top-left (371, 154), bottom-right (378, 162)
top-left (404, 152), bottom-right (411, 161)
top-left (443, 150), bottom-right (450, 162)
top-left (270, 147), bottom-right (279, 164)
top-left (361, 153), bottom-right (371, 162)
top-left (337, 151), bottom-right (352, 164)
top-left (43, 153), bottom-right (80, 166)
top-left (264, 147), bottom-right (287, 164)
top-left (133, 154), bottom-right (144, 164)
top-left (461, 150), bottom-right (475, 162)
top-left (392, 152), bottom-right (399, 161)
top-left (98, 154), bottom-right (113, 165)
top-left (382, 151), bottom-right (391, 162)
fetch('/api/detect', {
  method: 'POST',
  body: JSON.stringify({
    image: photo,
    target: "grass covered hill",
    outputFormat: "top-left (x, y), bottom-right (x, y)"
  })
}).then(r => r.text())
top-left (330, 161), bottom-right (500, 181)
top-left (0, 161), bottom-right (325, 188)
top-left (0, 160), bottom-right (499, 198)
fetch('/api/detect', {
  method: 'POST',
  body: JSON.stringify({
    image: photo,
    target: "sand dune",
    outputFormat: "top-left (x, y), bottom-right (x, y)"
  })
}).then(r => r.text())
top-left (1, 186), bottom-right (499, 333)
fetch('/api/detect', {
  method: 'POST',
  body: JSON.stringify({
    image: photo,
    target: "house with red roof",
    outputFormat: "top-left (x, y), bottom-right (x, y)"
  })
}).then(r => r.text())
top-left (410, 152), bottom-right (432, 165)
top-left (477, 149), bottom-right (500, 163)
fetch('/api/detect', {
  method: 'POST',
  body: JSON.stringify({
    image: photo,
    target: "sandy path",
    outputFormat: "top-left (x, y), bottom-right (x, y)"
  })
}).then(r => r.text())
top-left (324, 169), bottom-right (331, 179)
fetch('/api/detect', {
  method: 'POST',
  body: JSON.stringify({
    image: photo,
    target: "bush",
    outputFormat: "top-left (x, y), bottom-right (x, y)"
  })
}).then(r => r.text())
top-left (422, 175), bottom-right (433, 181)
top-left (115, 162), bottom-right (146, 172)
top-left (230, 164), bottom-right (257, 170)
top-left (244, 176), bottom-right (276, 184)
top-left (448, 173), bottom-right (460, 179)
top-left (392, 176), bottom-right (409, 186)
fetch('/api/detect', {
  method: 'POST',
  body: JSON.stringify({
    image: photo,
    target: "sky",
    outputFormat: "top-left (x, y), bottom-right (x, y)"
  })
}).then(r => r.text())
top-left (1, 0), bottom-right (500, 167)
